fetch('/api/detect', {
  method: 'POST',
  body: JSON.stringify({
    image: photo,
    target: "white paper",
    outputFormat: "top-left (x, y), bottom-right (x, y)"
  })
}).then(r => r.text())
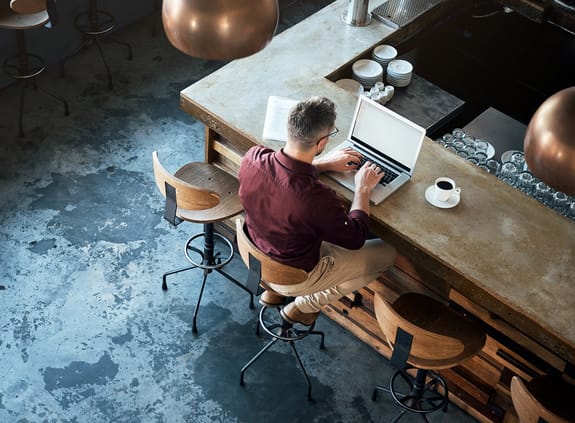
top-left (262, 96), bottom-right (298, 142)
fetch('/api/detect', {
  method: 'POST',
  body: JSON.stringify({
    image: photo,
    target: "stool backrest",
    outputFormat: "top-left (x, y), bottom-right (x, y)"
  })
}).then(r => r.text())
top-left (236, 217), bottom-right (308, 286)
top-left (374, 293), bottom-right (465, 368)
top-left (511, 376), bottom-right (571, 423)
top-left (152, 151), bottom-right (220, 212)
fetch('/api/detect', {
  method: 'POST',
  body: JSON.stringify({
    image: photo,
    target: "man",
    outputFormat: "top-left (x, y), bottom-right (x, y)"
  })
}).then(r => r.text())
top-left (238, 96), bottom-right (396, 326)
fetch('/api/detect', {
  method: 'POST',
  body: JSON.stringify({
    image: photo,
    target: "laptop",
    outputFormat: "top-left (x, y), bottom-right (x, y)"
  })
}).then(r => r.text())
top-left (324, 96), bottom-right (426, 205)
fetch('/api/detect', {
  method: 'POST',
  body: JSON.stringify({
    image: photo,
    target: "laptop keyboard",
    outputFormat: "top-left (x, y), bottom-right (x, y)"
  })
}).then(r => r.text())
top-left (358, 156), bottom-right (399, 185)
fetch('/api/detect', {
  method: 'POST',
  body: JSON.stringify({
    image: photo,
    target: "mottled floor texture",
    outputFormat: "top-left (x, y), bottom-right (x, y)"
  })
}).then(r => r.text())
top-left (0, 2), bottom-right (478, 422)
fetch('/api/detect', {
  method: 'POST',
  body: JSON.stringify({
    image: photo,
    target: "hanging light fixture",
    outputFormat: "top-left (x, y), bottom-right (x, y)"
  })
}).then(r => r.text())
top-left (162, 0), bottom-right (279, 61)
top-left (524, 86), bottom-right (575, 195)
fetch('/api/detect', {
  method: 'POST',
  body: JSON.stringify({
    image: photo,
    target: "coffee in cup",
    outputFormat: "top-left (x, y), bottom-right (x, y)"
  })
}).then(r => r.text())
top-left (434, 177), bottom-right (461, 202)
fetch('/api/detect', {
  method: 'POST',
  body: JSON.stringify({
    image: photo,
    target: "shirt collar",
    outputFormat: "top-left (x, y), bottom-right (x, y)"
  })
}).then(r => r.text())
top-left (276, 149), bottom-right (319, 178)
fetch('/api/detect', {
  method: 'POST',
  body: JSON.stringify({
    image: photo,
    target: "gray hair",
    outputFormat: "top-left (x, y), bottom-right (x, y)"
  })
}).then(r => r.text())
top-left (287, 96), bottom-right (336, 149)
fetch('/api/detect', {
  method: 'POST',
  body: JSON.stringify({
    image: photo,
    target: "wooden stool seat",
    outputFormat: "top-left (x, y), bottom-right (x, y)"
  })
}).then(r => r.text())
top-left (385, 293), bottom-right (486, 369)
top-left (511, 375), bottom-right (575, 423)
top-left (172, 162), bottom-right (242, 223)
top-left (10, 0), bottom-right (46, 14)
top-left (0, 3), bottom-right (47, 29)
top-left (372, 292), bottom-right (486, 422)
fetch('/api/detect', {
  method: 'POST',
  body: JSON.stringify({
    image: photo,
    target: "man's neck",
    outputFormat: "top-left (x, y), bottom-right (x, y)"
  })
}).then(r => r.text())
top-left (283, 142), bottom-right (315, 164)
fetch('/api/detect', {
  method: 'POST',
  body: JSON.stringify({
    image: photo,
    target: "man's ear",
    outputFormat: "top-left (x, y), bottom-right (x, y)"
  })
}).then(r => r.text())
top-left (317, 136), bottom-right (328, 153)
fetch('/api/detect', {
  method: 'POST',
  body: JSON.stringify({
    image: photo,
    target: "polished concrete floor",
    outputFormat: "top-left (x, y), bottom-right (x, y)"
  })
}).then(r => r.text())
top-left (0, 3), bottom-right (479, 422)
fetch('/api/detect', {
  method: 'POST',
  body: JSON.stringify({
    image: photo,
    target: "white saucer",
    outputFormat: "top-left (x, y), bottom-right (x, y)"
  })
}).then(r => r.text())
top-left (425, 185), bottom-right (461, 208)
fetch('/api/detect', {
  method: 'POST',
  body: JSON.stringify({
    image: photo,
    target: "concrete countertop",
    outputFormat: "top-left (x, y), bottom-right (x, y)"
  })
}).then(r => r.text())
top-left (181, 0), bottom-right (575, 363)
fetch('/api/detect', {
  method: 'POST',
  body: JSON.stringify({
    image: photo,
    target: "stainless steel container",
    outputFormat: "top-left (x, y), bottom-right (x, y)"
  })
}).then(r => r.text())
top-left (342, 0), bottom-right (371, 26)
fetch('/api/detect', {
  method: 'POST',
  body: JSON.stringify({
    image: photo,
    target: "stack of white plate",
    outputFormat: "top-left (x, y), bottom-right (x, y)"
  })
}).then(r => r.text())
top-left (371, 44), bottom-right (397, 70)
top-left (386, 59), bottom-right (413, 87)
top-left (335, 78), bottom-right (364, 96)
top-left (352, 59), bottom-right (383, 88)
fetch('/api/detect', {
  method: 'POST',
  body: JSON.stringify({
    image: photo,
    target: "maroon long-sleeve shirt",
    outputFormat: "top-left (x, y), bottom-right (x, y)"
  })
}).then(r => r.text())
top-left (238, 146), bottom-right (370, 272)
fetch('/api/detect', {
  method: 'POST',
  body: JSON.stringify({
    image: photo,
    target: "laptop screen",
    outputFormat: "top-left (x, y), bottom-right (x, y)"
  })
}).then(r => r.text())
top-left (349, 96), bottom-right (425, 174)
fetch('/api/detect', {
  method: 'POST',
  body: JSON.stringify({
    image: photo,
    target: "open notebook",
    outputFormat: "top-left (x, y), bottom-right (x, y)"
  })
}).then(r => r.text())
top-left (325, 96), bottom-right (426, 204)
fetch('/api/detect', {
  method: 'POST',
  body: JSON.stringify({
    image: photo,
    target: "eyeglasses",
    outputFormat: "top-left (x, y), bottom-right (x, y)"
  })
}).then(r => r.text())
top-left (327, 127), bottom-right (339, 138)
top-left (316, 127), bottom-right (339, 144)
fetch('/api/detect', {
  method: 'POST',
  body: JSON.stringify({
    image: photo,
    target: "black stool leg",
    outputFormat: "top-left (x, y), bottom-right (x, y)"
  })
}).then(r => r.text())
top-left (240, 337), bottom-right (279, 385)
top-left (161, 265), bottom-right (197, 290)
top-left (191, 270), bottom-right (209, 334)
top-left (18, 81), bottom-right (26, 137)
top-left (288, 339), bottom-right (314, 401)
top-left (107, 36), bottom-right (133, 60)
top-left (93, 37), bottom-right (113, 89)
top-left (35, 84), bottom-right (70, 117)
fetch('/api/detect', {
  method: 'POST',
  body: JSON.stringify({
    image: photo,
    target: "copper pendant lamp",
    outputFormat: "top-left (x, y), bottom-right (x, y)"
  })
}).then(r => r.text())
top-left (162, 0), bottom-right (279, 61)
top-left (524, 86), bottom-right (575, 195)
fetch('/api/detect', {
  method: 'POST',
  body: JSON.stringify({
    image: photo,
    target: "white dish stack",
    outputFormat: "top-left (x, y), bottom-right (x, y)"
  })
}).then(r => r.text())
top-left (352, 59), bottom-right (383, 89)
top-left (386, 59), bottom-right (413, 87)
top-left (371, 44), bottom-right (397, 72)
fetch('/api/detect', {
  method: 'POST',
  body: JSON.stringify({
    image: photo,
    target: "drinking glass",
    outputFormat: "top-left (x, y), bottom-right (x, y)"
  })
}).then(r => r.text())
top-left (442, 133), bottom-right (455, 145)
top-left (452, 128), bottom-right (465, 139)
top-left (552, 192), bottom-right (570, 214)
top-left (463, 135), bottom-right (476, 148)
top-left (484, 158), bottom-right (500, 175)
top-left (510, 151), bottom-right (526, 171)
top-left (534, 181), bottom-right (552, 205)
top-left (498, 161), bottom-right (519, 185)
top-left (452, 140), bottom-right (464, 151)
top-left (466, 157), bottom-right (479, 166)
top-left (461, 145), bottom-right (475, 159)
top-left (474, 151), bottom-right (488, 164)
top-left (474, 139), bottom-right (489, 154)
top-left (565, 201), bottom-right (575, 221)
top-left (515, 171), bottom-right (534, 195)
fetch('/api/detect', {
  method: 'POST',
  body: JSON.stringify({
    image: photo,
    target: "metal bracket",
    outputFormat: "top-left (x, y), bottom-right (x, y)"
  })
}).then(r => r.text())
top-left (391, 327), bottom-right (413, 370)
top-left (246, 253), bottom-right (265, 296)
top-left (163, 182), bottom-right (182, 227)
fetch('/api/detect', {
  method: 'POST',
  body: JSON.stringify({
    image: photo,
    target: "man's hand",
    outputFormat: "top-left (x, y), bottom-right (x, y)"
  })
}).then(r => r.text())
top-left (351, 161), bottom-right (384, 215)
top-left (354, 161), bottom-right (384, 192)
top-left (314, 147), bottom-right (363, 173)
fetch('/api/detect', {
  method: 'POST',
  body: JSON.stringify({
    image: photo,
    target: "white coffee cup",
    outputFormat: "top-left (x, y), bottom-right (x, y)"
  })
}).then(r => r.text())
top-left (434, 177), bottom-right (461, 202)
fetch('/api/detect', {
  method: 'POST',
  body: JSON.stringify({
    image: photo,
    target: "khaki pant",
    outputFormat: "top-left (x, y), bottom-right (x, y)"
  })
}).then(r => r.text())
top-left (267, 239), bottom-right (397, 313)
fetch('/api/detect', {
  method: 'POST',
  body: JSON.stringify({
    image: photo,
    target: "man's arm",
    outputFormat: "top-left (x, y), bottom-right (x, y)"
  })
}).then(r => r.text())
top-left (350, 161), bottom-right (384, 215)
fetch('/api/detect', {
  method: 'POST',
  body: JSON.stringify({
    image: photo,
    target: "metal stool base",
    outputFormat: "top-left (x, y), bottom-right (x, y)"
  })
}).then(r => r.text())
top-left (162, 224), bottom-right (254, 334)
top-left (3, 30), bottom-right (69, 137)
top-left (372, 368), bottom-right (449, 422)
top-left (240, 305), bottom-right (325, 401)
top-left (60, 0), bottom-right (133, 89)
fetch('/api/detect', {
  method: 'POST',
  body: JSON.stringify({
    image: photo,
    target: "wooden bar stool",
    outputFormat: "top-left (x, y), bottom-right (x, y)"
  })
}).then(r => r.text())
top-left (372, 292), bottom-right (486, 422)
top-left (0, 0), bottom-right (69, 137)
top-left (511, 375), bottom-right (575, 423)
top-left (235, 216), bottom-right (325, 401)
top-left (60, 0), bottom-right (132, 89)
top-left (152, 151), bottom-right (254, 334)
